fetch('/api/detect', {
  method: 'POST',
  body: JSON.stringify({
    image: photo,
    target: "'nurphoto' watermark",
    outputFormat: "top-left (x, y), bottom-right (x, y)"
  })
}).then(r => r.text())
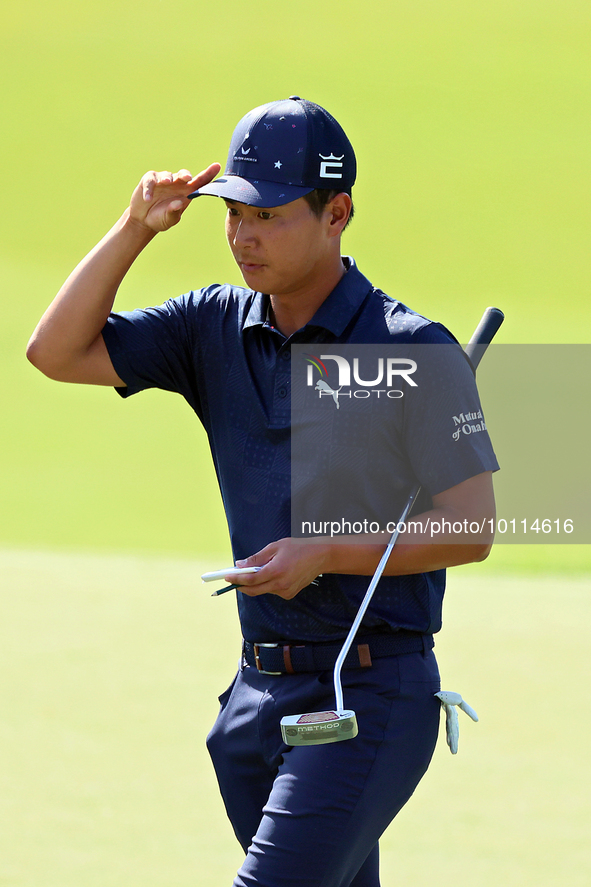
top-left (290, 344), bottom-right (590, 544)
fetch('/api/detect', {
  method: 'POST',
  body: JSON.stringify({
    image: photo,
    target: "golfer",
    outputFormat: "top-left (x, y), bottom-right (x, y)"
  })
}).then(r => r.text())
top-left (28, 97), bottom-right (498, 887)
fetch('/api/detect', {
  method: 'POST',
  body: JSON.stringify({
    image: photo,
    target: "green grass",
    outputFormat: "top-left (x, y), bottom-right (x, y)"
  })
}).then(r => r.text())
top-left (1, 549), bottom-right (589, 885)
top-left (0, 550), bottom-right (243, 886)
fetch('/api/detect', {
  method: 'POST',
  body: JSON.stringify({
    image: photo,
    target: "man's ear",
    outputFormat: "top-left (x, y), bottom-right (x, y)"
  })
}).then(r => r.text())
top-left (326, 193), bottom-right (352, 237)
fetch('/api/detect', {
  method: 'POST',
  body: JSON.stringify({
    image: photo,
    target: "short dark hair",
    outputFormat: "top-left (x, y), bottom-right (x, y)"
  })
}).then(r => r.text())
top-left (303, 189), bottom-right (355, 229)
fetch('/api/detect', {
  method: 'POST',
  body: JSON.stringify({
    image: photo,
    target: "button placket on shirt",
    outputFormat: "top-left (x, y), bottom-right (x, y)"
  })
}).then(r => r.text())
top-left (270, 345), bottom-right (291, 425)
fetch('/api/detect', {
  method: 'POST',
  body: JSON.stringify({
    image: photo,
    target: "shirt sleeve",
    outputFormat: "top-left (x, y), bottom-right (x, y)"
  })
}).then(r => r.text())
top-left (101, 291), bottom-right (203, 417)
top-left (402, 337), bottom-right (499, 496)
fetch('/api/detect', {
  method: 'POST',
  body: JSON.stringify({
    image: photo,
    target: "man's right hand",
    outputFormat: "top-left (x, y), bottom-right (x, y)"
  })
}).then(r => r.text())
top-left (129, 163), bottom-right (221, 233)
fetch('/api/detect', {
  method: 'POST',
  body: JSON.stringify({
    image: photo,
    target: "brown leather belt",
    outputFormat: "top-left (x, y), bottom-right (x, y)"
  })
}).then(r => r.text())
top-left (242, 632), bottom-right (433, 675)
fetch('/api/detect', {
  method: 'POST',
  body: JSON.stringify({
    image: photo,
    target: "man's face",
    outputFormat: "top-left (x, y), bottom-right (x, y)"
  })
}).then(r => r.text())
top-left (224, 197), bottom-right (332, 297)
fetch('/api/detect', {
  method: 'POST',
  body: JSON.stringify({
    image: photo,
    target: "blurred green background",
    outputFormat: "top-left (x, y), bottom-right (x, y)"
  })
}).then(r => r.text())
top-left (1, 0), bottom-right (590, 884)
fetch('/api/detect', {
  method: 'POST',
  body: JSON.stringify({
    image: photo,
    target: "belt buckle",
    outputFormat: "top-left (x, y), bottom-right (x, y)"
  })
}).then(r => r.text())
top-left (253, 643), bottom-right (282, 675)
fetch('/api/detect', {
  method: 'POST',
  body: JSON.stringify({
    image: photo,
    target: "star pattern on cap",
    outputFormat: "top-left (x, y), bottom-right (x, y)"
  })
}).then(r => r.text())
top-left (274, 160), bottom-right (282, 169)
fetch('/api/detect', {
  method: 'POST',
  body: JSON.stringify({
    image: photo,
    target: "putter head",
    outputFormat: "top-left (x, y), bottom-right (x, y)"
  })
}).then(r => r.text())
top-left (280, 710), bottom-right (358, 746)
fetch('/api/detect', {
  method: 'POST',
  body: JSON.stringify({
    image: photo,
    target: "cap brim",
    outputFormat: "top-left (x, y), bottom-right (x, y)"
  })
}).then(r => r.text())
top-left (187, 175), bottom-right (313, 207)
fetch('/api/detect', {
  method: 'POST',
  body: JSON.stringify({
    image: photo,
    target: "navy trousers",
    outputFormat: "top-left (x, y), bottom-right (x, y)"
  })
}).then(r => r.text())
top-left (206, 649), bottom-right (441, 887)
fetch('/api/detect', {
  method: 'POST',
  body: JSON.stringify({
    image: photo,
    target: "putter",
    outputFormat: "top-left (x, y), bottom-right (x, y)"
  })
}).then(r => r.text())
top-left (280, 307), bottom-right (504, 746)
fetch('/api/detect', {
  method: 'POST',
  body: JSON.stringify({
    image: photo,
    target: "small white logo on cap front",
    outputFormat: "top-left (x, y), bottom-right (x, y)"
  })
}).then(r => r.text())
top-left (319, 153), bottom-right (344, 178)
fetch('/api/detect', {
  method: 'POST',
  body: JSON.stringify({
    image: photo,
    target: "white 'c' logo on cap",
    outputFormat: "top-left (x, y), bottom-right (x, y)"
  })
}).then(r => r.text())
top-left (319, 153), bottom-right (344, 178)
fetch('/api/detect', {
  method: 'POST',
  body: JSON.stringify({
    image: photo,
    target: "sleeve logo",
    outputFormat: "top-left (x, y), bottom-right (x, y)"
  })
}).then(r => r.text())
top-left (452, 410), bottom-right (487, 440)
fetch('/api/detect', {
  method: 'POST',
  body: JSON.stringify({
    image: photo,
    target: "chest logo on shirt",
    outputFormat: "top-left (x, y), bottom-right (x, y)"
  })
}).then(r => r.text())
top-left (452, 410), bottom-right (487, 440)
top-left (304, 353), bottom-right (417, 408)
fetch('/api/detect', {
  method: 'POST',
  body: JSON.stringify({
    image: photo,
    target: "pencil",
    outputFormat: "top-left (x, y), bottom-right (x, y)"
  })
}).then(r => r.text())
top-left (211, 583), bottom-right (241, 597)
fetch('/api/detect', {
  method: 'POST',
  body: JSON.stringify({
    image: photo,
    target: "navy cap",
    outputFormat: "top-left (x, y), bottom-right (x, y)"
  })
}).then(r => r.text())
top-left (189, 97), bottom-right (356, 207)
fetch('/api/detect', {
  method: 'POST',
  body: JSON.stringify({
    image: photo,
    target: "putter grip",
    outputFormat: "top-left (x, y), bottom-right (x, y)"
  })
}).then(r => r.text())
top-left (464, 307), bottom-right (504, 371)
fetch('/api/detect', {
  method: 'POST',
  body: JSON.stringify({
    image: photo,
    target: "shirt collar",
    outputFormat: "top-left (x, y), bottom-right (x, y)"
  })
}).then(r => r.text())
top-left (243, 292), bottom-right (268, 331)
top-left (242, 257), bottom-right (373, 336)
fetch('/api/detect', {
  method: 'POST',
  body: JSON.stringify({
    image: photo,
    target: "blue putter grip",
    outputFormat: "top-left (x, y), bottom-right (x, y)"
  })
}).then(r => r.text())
top-left (464, 307), bottom-right (504, 371)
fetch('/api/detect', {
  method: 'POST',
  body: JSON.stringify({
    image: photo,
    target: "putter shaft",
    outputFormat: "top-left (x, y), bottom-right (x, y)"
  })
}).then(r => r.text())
top-left (333, 487), bottom-right (419, 711)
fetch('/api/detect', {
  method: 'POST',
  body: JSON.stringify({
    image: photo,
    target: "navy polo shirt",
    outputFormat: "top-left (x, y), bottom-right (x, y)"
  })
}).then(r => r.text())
top-left (102, 258), bottom-right (498, 643)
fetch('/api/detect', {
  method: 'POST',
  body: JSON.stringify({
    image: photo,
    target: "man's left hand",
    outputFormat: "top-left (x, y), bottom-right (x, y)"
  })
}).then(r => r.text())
top-left (225, 539), bottom-right (331, 599)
